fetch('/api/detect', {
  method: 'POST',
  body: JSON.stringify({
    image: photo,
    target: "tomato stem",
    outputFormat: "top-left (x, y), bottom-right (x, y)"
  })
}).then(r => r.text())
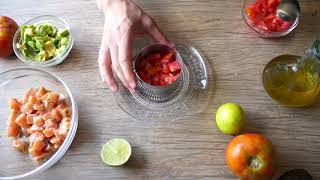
top-left (248, 156), bottom-right (262, 170)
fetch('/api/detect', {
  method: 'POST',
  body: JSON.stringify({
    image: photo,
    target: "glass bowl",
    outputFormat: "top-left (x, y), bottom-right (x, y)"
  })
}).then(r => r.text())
top-left (13, 15), bottom-right (74, 67)
top-left (242, 0), bottom-right (299, 38)
top-left (0, 68), bottom-right (78, 179)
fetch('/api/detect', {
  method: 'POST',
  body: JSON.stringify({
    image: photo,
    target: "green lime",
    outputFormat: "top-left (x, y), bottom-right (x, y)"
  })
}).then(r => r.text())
top-left (216, 103), bottom-right (246, 135)
top-left (101, 139), bottom-right (132, 166)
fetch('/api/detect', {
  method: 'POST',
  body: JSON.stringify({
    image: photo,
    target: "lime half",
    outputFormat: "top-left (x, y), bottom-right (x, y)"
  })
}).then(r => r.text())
top-left (101, 139), bottom-right (132, 166)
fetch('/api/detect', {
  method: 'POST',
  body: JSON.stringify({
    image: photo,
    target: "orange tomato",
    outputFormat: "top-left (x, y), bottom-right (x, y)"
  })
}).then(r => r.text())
top-left (226, 134), bottom-right (276, 180)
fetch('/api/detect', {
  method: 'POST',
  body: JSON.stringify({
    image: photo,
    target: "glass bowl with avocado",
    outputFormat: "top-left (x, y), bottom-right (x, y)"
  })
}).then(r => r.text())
top-left (13, 15), bottom-right (73, 67)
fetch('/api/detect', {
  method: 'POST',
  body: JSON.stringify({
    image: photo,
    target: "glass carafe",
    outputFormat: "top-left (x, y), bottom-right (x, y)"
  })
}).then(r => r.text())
top-left (262, 40), bottom-right (320, 107)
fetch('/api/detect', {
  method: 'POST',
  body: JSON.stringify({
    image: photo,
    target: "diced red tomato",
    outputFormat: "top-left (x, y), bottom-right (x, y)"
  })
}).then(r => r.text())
top-left (246, 0), bottom-right (292, 32)
top-left (137, 50), bottom-right (181, 86)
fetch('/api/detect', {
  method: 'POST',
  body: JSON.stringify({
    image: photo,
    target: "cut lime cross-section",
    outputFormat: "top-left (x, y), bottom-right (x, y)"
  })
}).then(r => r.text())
top-left (101, 139), bottom-right (132, 166)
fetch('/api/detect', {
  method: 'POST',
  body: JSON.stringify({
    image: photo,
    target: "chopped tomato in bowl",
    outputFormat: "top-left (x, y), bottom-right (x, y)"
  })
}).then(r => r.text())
top-left (243, 0), bottom-right (299, 37)
top-left (135, 44), bottom-right (183, 87)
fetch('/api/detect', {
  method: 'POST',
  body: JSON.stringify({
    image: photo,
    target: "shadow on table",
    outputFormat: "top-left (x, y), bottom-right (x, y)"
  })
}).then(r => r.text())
top-left (124, 146), bottom-right (147, 170)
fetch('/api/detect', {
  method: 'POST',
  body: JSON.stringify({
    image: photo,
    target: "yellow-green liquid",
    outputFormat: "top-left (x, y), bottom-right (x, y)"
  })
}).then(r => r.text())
top-left (262, 55), bottom-right (320, 107)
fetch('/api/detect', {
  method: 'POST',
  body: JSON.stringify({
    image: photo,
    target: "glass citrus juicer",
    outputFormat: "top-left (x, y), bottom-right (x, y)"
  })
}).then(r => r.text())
top-left (113, 38), bottom-right (209, 121)
top-left (262, 40), bottom-right (320, 107)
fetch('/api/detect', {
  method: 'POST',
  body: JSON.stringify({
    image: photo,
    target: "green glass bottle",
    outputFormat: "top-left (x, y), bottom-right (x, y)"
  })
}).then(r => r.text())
top-left (262, 40), bottom-right (320, 107)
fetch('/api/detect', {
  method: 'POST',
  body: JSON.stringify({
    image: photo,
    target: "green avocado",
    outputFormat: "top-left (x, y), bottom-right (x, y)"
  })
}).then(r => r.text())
top-left (17, 23), bottom-right (70, 61)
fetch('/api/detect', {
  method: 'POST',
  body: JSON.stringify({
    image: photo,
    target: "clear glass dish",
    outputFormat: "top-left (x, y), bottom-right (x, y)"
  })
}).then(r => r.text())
top-left (242, 0), bottom-right (299, 38)
top-left (0, 68), bottom-right (78, 179)
top-left (13, 15), bottom-right (74, 67)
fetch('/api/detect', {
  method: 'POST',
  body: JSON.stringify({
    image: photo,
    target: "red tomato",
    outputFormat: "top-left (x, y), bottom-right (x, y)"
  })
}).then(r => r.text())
top-left (246, 0), bottom-right (292, 32)
top-left (137, 50), bottom-right (181, 86)
top-left (0, 16), bottom-right (18, 58)
top-left (226, 134), bottom-right (276, 180)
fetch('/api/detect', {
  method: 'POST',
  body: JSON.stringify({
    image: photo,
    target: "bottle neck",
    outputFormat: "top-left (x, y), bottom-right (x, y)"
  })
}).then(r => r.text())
top-left (312, 40), bottom-right (320, 60)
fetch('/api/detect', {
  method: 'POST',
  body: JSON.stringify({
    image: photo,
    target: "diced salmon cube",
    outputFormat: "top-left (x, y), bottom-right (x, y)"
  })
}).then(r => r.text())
top-left (22, 94), bottom-right (29, 104)
top-left (33, 103), bottom-right (45, 111)
top-left (8, 98), bottom-right (20, 110)
top-left (46, 93), bottom-right (60, 104)
top-left (8, 110), bottom-right (17, 123)
top-left (44, 119), bottom-right (58, 129)
top-left (51, 108), bottom-right (62, 122)
top-left (44, 144), bottom-right (53, 152)
top-left (40, 93), bottom-right (49, 102)
top-left (43, 128), bottom-right (54, 138)
top-left (29, 132), bottom-right (43, 145)
top-left (21, 103), bottom-right (33, 114)
top-left (32, 139), bottom-right (47, 151)
top-left (36, 86), bottom-right (48, 97)
top-left (29, 124), bottom-right (44, 134)
top-left (7, 125), bottom-right (20, 137)
top-left (33, 116), bottom-right (44, 127)
top-left (12, 139), bottom-right (29, 152)
top-left (15, 113), bottom-right (29, 128)
top-left (28, 95), bottom-right (39, 105)
top-left (27, 114), bottom-right (36, 125)
top-left (34, 152), bottom-right (51, 161)
top-left (53, 143), bottom-right (61, 149)
top-left (41, 112), bottom-right (52, 121)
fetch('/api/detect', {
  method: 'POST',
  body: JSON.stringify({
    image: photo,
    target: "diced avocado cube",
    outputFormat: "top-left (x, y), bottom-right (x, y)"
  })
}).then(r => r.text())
top-left (44, 41), bottom-right (56, 57)
top-left (34, 50), bottom-right (48, 61)
top-left (17, 43), bottom-right (27, 50)
top-left (27, 41), bottom-right (37, 51)
top-left (23, 28), bottom-right (34, 43)
top-left (57, 29), bottom-right (69, 38)
top-left (20, 25), bottom-right (27, 42)
top-left (35, 40), bottom-right (43, 50)
top-left (60, 37), bottom-right (69, 46)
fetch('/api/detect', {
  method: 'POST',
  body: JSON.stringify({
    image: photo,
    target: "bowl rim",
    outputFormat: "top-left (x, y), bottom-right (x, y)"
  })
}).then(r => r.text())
top-left (242, 1), bottom-right (300, 38)
top-left (0, 68), bottom-right (78, 180)
top-left (12, 15), bottom-right (74, 67)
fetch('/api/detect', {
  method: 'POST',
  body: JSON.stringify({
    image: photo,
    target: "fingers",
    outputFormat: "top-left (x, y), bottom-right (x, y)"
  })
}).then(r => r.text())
top-left (98, 43), bottom-right (118, 92)
top-left (142, 16), bottom-right (174, 47)
top-left (109, 42), bottom-right (131, 91)
top-left (118, 31), bottom-right (136, 91)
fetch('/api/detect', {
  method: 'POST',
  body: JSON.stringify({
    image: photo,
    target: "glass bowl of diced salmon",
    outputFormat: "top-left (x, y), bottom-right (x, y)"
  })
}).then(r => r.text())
top-left (0, 68), bottom-right (78, 179)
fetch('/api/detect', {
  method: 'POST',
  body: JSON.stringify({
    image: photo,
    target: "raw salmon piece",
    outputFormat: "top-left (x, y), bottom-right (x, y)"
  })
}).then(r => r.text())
top-left (12, 139), bottom-right (28, 152)
top-left (29, 124), bottom-right (44, 134)
top-left (8, 110), bottom-right (17, 123)
top-left (22, 94), bottom-right (29, 104)
top-left (15, 113), bottom-right (29, 128)
top-left (41, 112), bottom-right (52, 121)
top-left (36, 86), bottom-right (48, 97)
top-left (33, 103), bottom-right (45, 111)
top-left (8, 98), bottom-right (20, 110)
top-left (7, 126), bottom-right (20, 137)
top-left (34, 152), bottom-right (51, 161)
top-left (28, 95), bottom-right (39, 105)
top-left (40, 93), bottom-right (49, 102)
top-left (27, 114), bottom-right (36, 125)
top-left (43, 128), bottom-right (54, 138)
top-left (32, 139), bottom-right (47, 151)
top-left (46, 93), bottom-right (60, 104)
top-left (21, 103), bottom-right (33, 114)
top-left (50, 136), bottom-right (62, 146)
top-left (53, 143), bottom-right (61, 149)
top-left (29, 132), bottom-right (43, 145)
top-left (44, 119), bottom-right (58, 129)
top-left (44, 144), bottom-right (53, 152)
top-left (33, 116), bottom-right (44, 127)
top-left (27, 88), bottom-right (37, 96)
top-left (51, 108), bottom-right (62, 122)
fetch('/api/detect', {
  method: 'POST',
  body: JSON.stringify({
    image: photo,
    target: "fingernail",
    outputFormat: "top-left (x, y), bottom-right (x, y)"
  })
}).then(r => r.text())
top-left (110, 85), bottom-right (118, 92)
top-left (130, 82), bottom-right (136, 89)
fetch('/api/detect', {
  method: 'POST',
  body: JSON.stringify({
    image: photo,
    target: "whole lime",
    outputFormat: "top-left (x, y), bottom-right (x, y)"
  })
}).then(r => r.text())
top-left (216, 103), bottom-right (246, 135)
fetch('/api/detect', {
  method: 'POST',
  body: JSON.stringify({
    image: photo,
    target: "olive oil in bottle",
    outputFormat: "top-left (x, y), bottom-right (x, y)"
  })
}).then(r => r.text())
top-left (262, 40), bottom-right (320, 107)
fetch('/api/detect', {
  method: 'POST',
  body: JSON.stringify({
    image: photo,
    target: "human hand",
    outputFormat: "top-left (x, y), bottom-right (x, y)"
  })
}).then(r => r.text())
top-left (97, 0), bottom-right (172, 92)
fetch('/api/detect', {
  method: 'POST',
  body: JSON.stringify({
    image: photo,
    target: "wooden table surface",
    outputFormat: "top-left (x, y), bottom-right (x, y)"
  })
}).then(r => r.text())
top-left (1, 0), bottom-right (320, 179)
